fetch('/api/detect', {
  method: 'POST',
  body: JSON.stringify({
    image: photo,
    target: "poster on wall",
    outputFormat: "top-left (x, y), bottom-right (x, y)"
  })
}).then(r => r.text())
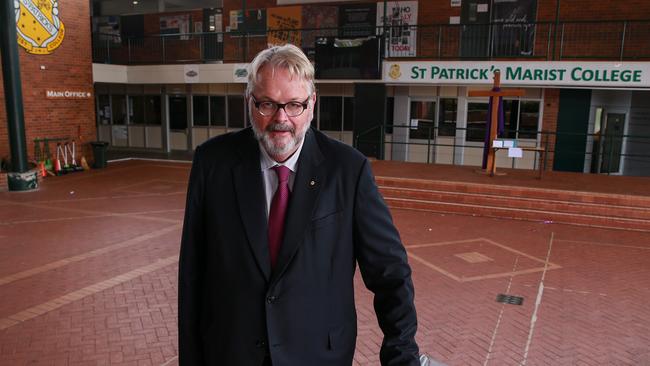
top-left (229, 10), bottom-right (242, 30)
top-left (492, 0), bottom-right (537, 56)
top-left (244, 9), bottom-right (267, 36)
top-left (376, 1), bottom-right (418, 57)
top-left (338, 4), bottom-right (376, 38)
top-left (302, 5), bottom-right (338, 58)
top-left (160, 14), bottom-right (190, 40)
top-left (267, 6), bottom-right (302, 46)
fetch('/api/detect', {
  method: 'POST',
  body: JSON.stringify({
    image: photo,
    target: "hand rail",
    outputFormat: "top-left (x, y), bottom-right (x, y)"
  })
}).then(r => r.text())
top-left (91, 19), bottom-right (650, 64)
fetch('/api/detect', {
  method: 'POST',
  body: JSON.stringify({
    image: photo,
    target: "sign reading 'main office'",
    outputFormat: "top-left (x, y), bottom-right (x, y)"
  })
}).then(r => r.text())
top-left (385, 61), bottom-right (650, 88)
top-left (15, 0), bottom-right (65, 55)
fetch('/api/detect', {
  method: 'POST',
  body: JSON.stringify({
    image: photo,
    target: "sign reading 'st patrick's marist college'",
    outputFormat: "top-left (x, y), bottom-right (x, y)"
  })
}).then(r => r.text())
top-left (15, 0), bottom-right (65, 55)
top-left (384, 61), bottom-right (650, 88)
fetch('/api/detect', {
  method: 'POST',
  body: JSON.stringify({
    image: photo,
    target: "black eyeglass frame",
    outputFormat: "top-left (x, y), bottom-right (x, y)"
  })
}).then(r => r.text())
top-left (250, 95), bottom-right (311, 117)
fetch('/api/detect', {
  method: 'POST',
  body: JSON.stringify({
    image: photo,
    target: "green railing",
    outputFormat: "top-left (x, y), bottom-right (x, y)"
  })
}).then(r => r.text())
top-left (354, 124), bottom-right (650, 176)
top-left (92, 20), bottom-right (650, 64)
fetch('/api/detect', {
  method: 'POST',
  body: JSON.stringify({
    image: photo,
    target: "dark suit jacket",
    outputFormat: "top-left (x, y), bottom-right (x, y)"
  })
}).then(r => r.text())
top-left (179, 127), bottom-right (419, 366)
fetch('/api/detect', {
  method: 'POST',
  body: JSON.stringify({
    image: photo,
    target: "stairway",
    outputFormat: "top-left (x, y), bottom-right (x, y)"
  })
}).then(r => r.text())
top-left (376, 176), bottom-right (650, 232)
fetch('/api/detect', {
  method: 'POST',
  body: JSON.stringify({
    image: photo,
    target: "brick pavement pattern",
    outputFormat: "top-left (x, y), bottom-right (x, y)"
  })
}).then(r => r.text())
top-left (1, 160), bottom-right (649, 365)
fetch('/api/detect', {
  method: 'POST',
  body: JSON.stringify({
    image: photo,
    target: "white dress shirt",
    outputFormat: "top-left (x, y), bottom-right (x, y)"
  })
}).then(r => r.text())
top-left (259, 138), bottom-right (305, 218)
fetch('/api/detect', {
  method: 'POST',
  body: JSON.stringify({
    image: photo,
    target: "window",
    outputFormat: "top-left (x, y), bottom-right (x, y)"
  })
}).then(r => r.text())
top-left (409, 101), bottom-right (435, 139)
top-left (210, 96), bottom-right (226, 126)
top-left (129, 95), bottom-right (145, 124)
top-left (193, 96), bottom-right (209, 126)
top-left (144, 95), bottom-right (161, 125)
top-left (97, 95), bottom-right (111, 125)
top-left (518, 101), bottom-right (540, 139)
top-left (466, 102), bottom-right (488, 142)
top-left (111, 95), bottom-right (127, 125)
top-left (319, 96), bottom-right (342, 131)
top-left (343, 97), bottom-right (354, 131)
top-left (502, 100), bottom-right (519, 139)
top-left (385, 97), bottom-right (394, 134)
top-left (438, 98), bottom-right (457, 137)
top-left (502, 100), bottom-right (540, 139)
top-left (228, 95), bottom-right (245, 128)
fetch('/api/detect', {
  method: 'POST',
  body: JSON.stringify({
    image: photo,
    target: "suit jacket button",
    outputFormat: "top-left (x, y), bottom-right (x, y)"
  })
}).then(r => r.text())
top-left (266, 296), bottom-right (277, 304)
top-left (256, 340), bottom-right (267, 348)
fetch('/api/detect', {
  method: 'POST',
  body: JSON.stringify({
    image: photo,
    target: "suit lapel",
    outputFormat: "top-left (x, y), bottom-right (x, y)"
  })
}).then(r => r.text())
top-left (233, 129), bottom-right (271, 281)
top-left (271, 129), bottom-right (324, 285)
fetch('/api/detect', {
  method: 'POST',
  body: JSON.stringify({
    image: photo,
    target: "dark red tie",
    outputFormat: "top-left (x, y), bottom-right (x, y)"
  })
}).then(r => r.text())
top-left (268, 165), bottom-right (290, 268)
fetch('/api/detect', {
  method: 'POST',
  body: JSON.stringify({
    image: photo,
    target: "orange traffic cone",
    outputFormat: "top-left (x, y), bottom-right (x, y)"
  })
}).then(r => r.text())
top-left (80, 156), bottom-right (90, 170)
top-left (54, 158), bottom-right (62, 175)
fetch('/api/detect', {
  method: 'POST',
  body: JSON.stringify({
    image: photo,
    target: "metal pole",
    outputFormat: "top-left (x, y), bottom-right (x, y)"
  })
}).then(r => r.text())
top-left (620, 21), bottom-right (627, 61)
top-left (380, 0), bottom-right (390, 58)
top-left (552, 0), bottom-right (560, 60)
top-left (0, 0), bottom-right (37, 190)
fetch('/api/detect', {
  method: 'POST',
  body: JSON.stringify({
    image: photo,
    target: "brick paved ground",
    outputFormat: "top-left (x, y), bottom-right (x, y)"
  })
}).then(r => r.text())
top-left (1, 160), bottom-right (649, 365)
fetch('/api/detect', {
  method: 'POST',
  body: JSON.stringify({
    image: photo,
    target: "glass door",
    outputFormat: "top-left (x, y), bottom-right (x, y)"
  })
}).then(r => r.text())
top-left (169, 95), bottom-right (189, 151)
top-left (600, 113), bottom-right (625, 173)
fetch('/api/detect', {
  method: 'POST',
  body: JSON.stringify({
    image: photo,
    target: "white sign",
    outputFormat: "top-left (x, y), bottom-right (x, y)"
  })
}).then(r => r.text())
top-left (384, 61), bottom-right (650, 88)
top-left (233, 64), bottom-right (249, 82)
top-left (508, 148), bottom-right (523, 158)
top-left (377, 1), bottom-right (418, 57)
top-left (184, 65), bottom-right (200, 83)
top-left (45, 90), bottom-right (92, 99)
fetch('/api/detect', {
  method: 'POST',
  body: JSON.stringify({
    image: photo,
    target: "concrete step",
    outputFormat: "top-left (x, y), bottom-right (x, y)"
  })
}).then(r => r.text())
top-left (376, 176), bottom-right (650, 208)
top-left (384, 197), bottom-right (650, 232)
top-left (379, 186), bottom-right (650, 221)
top-left (376, 176), bottom-right (650, 231)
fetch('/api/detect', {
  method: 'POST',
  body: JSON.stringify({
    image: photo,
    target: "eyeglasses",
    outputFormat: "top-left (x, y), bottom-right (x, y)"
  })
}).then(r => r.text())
top-left (251, 95), bottom-right (310, 117)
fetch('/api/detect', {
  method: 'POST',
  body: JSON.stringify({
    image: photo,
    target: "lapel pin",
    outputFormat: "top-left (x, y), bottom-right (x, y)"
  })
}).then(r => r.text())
top-left (309, 179), bottom-right (316, 187)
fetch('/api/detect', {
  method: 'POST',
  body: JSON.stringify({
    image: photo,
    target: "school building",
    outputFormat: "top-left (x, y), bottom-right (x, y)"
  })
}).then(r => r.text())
top-left (2, 0), bottom-right (650, 191)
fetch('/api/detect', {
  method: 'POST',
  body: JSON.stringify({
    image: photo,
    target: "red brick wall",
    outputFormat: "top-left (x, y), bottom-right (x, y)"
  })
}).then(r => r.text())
top-left (542, 88), bottom-right (560, 170)
top-left (0, 0), bottom-right (96, 164)
top-left (537, 0), bottom-right (650, 21)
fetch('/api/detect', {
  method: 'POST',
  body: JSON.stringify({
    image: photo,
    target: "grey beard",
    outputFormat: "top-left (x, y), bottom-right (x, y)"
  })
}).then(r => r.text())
top-left (252, 121), bottom-right (309, 159)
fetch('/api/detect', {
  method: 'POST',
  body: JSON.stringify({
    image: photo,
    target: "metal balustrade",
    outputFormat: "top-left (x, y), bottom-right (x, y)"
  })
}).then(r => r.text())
top-left (92, 20), bottom-right (650, 65)
top-left (354, 124), bottom-right (650, 176)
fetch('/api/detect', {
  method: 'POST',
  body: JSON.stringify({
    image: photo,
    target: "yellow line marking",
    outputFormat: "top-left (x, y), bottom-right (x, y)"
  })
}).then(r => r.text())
top-left (0, 225), bottom-right (181, 286)
top-left (0, 256), bottom-right (178, 330)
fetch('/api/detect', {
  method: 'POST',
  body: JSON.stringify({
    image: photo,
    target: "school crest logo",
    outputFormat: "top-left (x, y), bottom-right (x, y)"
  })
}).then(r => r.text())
top-left (388, 64), bottom-right (401, 80)
top-left (15, 0), bottom-right (65, 55)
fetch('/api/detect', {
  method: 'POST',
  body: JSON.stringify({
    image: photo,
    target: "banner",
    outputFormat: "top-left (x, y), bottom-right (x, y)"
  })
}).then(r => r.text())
top-left (377, 1), bottom-right (418, 57)
top-left (384, 61), bottom-right (650, 88)
top-left (267, 6), bottom-right (302, 46)
top-left (339, 4), bottom-right (376, 38)
top-left (492, 0), bottom-right (537, 56)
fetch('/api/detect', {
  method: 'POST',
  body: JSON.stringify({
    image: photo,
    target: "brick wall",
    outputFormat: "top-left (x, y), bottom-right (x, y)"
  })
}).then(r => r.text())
top-left (542, 88), bottom-right (560, 170)
top-left (0, 0), bottom-right (96, 165)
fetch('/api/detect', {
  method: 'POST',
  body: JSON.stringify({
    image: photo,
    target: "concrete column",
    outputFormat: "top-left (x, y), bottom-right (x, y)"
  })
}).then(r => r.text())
top-left (391, 86), bottom-right (410, 161)
top-left (455, 87), bottom-right (468, 165)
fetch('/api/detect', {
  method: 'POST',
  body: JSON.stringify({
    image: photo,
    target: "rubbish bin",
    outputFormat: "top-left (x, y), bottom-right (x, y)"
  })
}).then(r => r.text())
top-left (90, 141), bottom-right (109, 169)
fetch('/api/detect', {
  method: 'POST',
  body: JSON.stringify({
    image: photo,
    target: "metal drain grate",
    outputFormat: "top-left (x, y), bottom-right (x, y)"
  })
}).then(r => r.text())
top-left (496, 294), bottom-right (524, 305)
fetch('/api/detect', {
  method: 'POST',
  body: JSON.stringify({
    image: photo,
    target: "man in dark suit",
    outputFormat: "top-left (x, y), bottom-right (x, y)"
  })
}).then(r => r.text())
top-left (179, 44), bottom-right (419, 366)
